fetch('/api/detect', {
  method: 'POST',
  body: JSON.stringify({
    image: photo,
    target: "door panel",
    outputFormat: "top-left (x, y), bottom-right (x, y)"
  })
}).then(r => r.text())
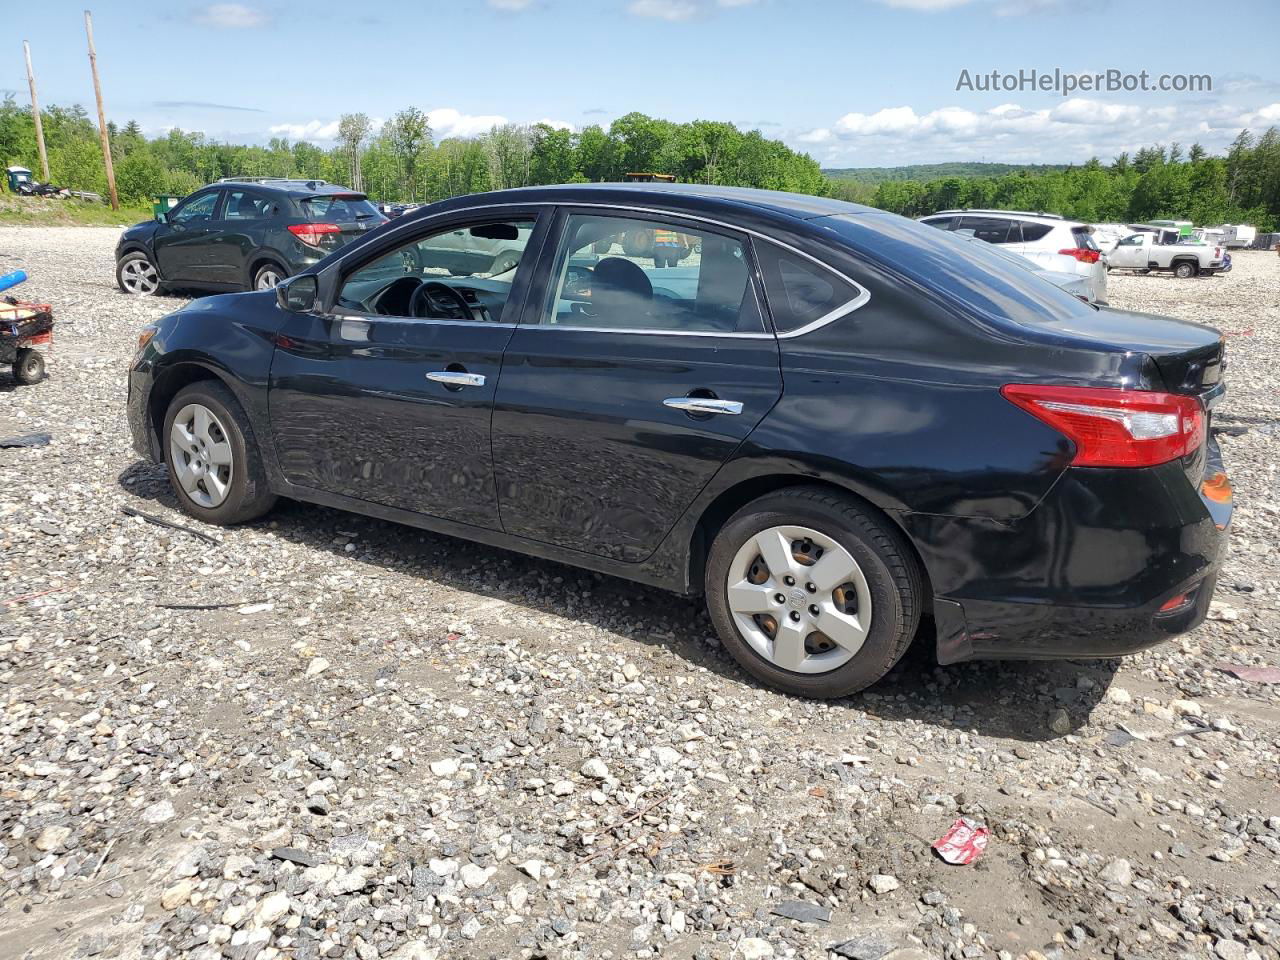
top-left (212, 189), bottom-right (272, 284)
top-left (493, 331), bottom-right (781, 560)
top-left (268, 314), bottom-right (511, 527)
top-left (491, 209), bottom-right (782, 563)
top-left (267, 209), bottom-right (547, 529)
top-left (152, 190), bottom-right (223, 283)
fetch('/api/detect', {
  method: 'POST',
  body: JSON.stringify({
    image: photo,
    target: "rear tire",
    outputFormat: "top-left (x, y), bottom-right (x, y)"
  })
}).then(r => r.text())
top-left (253, 262), bottom-right (288, 291)
top-left (162, 381), bottom-right (276, 526)
top-left (13, 349), bottom-right (45, 385)
top-left (705, 487), bottom-right (923, 699)
top-left (1173, 261), bottom-right (1196, 279)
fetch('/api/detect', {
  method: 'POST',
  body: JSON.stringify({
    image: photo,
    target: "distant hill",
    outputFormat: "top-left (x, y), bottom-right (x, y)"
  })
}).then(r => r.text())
top-left (823, 162), bottom-right (1072, 184)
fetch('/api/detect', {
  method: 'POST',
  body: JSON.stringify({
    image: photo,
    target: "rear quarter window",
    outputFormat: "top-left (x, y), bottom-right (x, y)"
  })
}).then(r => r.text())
top-left (1020, 222), bottom-right (1053, 242)
top-left (756, 243), bottom-right (863, 334)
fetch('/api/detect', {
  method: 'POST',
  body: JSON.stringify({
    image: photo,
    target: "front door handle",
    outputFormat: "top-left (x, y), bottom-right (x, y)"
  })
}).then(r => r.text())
top-left (427, 371), bottom-right (485, 388)
top-left (663, 397), bottom-right (743, 415)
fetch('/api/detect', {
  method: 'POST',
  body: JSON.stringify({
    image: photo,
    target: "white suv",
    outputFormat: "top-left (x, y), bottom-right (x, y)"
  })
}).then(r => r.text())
top-left (918, 210), bottom-right (1108, 305)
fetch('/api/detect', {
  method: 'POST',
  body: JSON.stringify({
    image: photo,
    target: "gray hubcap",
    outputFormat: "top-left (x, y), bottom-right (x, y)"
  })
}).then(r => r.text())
top-left (121, 258), bottom-right (159, 295)
top-left (726, 524), bottom-right (872, 674)
top-left (256, 269), bottom-right (284, 290)
top-left (169, 403), bottom-right (234, 508)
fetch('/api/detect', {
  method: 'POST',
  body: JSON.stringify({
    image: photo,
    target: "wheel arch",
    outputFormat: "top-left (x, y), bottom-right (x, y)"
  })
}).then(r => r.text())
top-left (246, 251), bottom-right (290, 288)
top-left (146, 361), bottom-right (238, 463)
top-left (687, 473), bottom-right (934, 606)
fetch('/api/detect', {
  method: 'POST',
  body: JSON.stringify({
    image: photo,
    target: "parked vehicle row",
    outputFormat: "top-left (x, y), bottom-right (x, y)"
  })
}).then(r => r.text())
top-left (127, 182), bottom-right (1231, 699)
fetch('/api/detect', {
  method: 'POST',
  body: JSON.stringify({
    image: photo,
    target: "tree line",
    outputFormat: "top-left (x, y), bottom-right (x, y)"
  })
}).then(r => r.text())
top-left (1, 95), bottom-right (1277, 231)
top-left (0, 98), bottom-right (826, 207)
top-left (829, 133), bottom-right (1280, 231)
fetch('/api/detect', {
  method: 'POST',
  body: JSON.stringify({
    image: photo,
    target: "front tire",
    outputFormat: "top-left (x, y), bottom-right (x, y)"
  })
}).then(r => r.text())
top-left (705, 487), bottom-right (923, 699)
top-left (162, 381), bottom-right (276, 525)
top-left (13, 349), bottom-right (45, 385)
top-left (117, 251), bottom-right (161, 296)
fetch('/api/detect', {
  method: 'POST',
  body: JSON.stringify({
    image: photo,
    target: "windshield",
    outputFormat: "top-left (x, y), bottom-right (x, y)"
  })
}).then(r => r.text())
top-left (820, 212), bottom-right (1099, 325)
top-left (301, 195), bottom-right (380, 223)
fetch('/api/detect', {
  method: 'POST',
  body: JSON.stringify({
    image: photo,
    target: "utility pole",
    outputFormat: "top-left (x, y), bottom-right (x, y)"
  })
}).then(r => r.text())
top-left (23, 42), bottom-right (51, 182)
top-left (83, 10), bottom-right (119, 210)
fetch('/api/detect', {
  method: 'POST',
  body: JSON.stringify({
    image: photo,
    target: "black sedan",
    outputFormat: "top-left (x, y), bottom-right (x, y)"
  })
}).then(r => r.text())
top-left (126, 184), bottom-right (1231, 698)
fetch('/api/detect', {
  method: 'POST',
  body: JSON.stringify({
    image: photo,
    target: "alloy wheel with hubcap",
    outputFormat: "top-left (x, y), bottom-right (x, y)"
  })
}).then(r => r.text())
top-left (255, 266), bottom-right (285, 290)
top-left (725, 524), bottom-right (872, 674)
top-left (169, 403), bottom-right (235, 508)
top-left (119, 257), bottom-right (160, 295)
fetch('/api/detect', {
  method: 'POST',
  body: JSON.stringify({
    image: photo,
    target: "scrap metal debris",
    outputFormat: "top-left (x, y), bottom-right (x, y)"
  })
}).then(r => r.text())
top-left (0, 432), bottom-right (52, 448)
top-left (1214, 662), bottom-right (1280, 684)
top-left (770, 900), bottom-right (831, 924)
top-left (121, 505), bottom-right (219, 545)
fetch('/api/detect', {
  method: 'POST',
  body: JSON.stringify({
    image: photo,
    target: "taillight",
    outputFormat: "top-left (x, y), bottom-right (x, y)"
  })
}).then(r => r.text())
top-left (1001, 384), bottom-right (1205, 467)
top-left (288, 222), bottom-right (342, 248)
top-left (1059, 247), bottom-right (1101, 264)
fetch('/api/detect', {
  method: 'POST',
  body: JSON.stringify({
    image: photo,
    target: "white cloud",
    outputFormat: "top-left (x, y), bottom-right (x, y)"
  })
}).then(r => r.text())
top-left (428, 108), bottom-right (509, 138)
top-left (628, 0), bottom-right (758, 17)
top-left (628, 0), bottom-right (699, 18)
top-left (535, 118), bottom-right (575, 130)
top-left (269, 119), bottom-right (340, 141)
top-left (797, 98), bottom-right (1280, 166)
top-left (487, 0), bottom-right (535, 8)
top-left (870, 0), bottom-right (975, 8)
top-left (193, 3), bottom-right (268, 28)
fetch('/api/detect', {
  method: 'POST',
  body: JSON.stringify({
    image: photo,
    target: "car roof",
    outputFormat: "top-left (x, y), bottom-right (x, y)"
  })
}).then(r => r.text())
top-left (408, 182), bottom-right (880, 224)
top-left (211, 179), bottom-right (363, 199)
top-left (924, 209), bottom-right (1086, 228)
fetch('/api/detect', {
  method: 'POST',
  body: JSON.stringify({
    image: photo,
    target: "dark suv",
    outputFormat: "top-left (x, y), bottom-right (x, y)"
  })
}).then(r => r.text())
top-left (115, 178), bottom-right (384, 296)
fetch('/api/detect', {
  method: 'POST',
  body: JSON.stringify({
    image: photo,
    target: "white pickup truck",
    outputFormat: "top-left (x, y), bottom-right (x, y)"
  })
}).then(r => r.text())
top-left (1108, 232), bottom-right (1228, 278)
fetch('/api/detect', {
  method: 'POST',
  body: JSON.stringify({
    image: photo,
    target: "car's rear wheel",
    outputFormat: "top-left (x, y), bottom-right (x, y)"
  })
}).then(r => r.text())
top-left (1173, 261), bottom-right (1196, 279)
top-left (253, 263), bottom-right (287, 290)
top-left (705, 487), bottom-right (922, 699)
top-left (117, 252), bottom-right (161, 296)
top-left (163, 381), bottom-right (276, 525)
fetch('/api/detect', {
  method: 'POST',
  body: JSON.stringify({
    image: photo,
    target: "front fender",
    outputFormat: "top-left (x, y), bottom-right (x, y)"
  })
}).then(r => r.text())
top-left (135, 292), bottom-right (286, 470)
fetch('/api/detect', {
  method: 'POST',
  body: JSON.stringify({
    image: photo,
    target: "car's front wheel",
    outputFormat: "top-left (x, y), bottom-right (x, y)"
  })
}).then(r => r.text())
top-left (163, 381), bottom-right (277, 525)
top-left (117, 251), bottom-right (161, 296)
top-left (705, 487), bottom-right (922, 699)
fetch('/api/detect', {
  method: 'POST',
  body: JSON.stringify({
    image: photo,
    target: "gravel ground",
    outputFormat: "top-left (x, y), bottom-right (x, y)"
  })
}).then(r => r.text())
top-left (1, 228), bottom-right (1278, 960)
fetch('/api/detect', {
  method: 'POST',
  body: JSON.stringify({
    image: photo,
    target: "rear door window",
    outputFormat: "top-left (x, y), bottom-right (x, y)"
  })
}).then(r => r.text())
top-left (956, 216), bottom-right (1016, 243)
top-left (756, 244), bottom-right (862, 334)
top-left (220, 190), bottom-right (270, 221)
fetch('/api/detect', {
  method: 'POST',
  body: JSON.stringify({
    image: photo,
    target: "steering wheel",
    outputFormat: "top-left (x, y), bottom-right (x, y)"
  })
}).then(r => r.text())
top-left (410, 280), bottom-right (474, 320)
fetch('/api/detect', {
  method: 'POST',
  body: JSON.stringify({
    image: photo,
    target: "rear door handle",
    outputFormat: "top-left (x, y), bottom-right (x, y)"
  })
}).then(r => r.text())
top-left (663, 397), bottom-right (743, 415)
top-left (427, 371), bottom-right (485, 388)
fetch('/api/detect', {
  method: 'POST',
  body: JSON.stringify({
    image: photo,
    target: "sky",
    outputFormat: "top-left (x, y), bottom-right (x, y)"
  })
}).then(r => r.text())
top-left (6, 0), bottom-right (1280, 168)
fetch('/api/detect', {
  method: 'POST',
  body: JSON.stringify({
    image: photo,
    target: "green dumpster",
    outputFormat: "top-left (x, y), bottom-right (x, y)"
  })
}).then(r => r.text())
top-left (152, 194), bottom-right (183, 220)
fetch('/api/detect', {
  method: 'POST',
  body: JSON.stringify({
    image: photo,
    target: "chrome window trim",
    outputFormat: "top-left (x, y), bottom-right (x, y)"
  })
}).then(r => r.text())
top-left (327, 200), bottom-right (870, 340)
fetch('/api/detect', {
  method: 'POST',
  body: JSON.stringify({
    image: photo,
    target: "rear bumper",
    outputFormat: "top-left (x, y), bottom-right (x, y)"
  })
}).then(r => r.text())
top-left (908, 446), bottom-right (1231, 664)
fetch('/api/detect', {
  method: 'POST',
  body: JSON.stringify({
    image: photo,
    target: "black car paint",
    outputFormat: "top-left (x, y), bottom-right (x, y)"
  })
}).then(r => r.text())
top-left (116, 182), bottom-right (379, 293)
top-left (128, 183), bottom-right (1230, 664)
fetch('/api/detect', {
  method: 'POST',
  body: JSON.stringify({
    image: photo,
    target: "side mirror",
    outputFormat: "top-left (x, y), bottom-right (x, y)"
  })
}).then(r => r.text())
top-left (276, 274), bottom-right (318, 312)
